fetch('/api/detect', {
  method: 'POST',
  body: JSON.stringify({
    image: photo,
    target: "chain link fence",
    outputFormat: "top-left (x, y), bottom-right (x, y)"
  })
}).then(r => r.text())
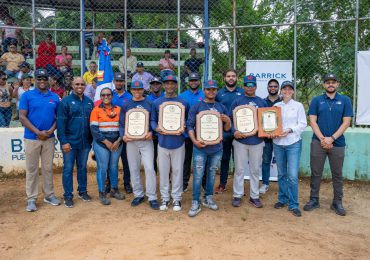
top-left (0, 0), bottom-right (369, 127)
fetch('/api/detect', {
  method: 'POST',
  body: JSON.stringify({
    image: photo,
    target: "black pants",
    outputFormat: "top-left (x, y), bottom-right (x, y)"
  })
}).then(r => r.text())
top-left (183, 138), bottom-right (194, 188)
top-left (309, 139), bottom-right (345, 202)
top-left (153, 137), bottom-right (158, 173)
top-left (219, 134), bottom-right (234, 187)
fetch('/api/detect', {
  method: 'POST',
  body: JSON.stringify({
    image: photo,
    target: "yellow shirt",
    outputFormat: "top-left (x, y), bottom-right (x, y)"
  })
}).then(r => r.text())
top-left (1, 52), bottom-right (25, 71)
top-left (83, 71), bottom-right (97, 84)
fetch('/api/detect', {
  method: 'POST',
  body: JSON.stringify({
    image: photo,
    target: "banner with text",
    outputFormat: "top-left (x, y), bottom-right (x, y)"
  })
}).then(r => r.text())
top-left (356, 51), bottom-right (370, 125)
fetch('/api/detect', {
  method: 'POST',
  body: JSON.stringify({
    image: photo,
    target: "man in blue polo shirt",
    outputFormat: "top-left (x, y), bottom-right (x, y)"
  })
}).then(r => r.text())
top-left (19, 68), bottom-right (61, 212)
top-left (214, 68), bottom-right (244, 194)
top-left (57, 77), bottom-right (94, 208)
top-left (186, 79), bottom-right (231, 217)
top-left (303, 74), bottom-right (353, 216)
top-left (179, 72), bottom-right (205, 192)
top-left (151, 75), bottom-right (189, 212)
top-left (230, 74), bottom-right (267, 208)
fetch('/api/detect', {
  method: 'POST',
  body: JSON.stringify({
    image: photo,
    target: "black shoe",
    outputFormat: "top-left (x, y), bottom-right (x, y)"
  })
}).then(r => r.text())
top-left (149, 200), bottom-right (159, 210)
top-left (78, 192), bottom-right (92, 202)
top-left (124, 184), bottom-right (133, 194)
top-left (105, 185), bottom-right (111, 194)
top-left (290, 208), bottom-right (302, 217)
top-left (183, 184), bottom-right (188, 192)
top-left (330, 201), bottom-right (346, 216)
top-left (274, 202), bottom-right (286, 209)
top-left (131, 197), bottom-right (144, 207)
top-left (99, 192), bottom-right (111, 205)
top-left (64, 198), bottom-right (74, 208)
top-left (303, 198), bottom-right (320, 211)
top-left (110, 188), bottom-right (125, 200)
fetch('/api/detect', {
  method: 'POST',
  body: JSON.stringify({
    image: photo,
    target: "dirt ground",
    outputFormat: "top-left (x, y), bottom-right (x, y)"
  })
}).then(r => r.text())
top-left (0, 172), bottom-right (369, 260)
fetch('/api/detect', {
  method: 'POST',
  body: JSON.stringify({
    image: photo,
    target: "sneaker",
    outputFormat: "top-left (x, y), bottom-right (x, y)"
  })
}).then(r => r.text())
top-left (124, 184), bottom-right (133, 194)
top-left (303, 198), bottom-right (320, 211)
top-left (188, 200), bottom-right (201, 217)
top-left (290, 208), bottom-right (302, 217)
top-left (202, 196), bottom-right (218, 211)
top-left (105, 185), bottom-right (111, 194)
top-left (26, 200), bottom-right (37, 212)
top-left (249, 198), bottom-right (263, 208)
top-left (78, 192), bottom-right (92, 202)
top-left (131, 197), bottom-right (144, 207)
top-left (159, 200), bottom-right (169, 211)
top-left (149, 200), bottom-right (160, 210)
top-left (259, 184), bottom-right (269, 194)
top-left (183, 185), bottom-right (188, 192)
top-left (274, 202), bottom-right (286, 209)
top-left (330, 201), bottom-right (346, 216)
top-left (215, 184), bottom-right (226, 194)
top-left (173, 200), bottom-right (182, 211)
top-left (64, 198), bottom-right (74, 208)
top-left (232, 197), bottom-right (241, 207)
top-left (99, 192), bottom-right (111, 205)
top-left (110, 188), bottom-right (125, 200)
top-left (44, 195), bottom-right (61, 206)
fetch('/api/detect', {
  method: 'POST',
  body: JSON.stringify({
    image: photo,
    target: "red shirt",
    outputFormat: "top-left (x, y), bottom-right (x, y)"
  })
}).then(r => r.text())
top-left (36, 41), bottom-right (56, 68)
top-left (50, 86), bottom-right (65, 99)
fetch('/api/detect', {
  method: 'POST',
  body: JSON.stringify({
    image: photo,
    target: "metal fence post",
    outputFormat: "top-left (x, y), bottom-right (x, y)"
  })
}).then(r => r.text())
top-left (352, 0), bottom-right (359, 127)
top-left (233, 0), bottom-right (236, 70)
top-left (124, 0), bottom-right (128, 91)
top-left (177, 0), bottom-right (181, 94)
top-left (203, 0), bottom-right (209, 83)
top-left (294, 0), bottom-right (297, 99)
top-left (80, 0), bottom-right (86, 76)
top-left (32, 0), bottom-right (36, 72)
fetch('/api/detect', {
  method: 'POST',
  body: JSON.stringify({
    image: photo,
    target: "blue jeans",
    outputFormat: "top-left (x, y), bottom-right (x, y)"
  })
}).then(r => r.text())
top-left (273, 140), bottom-right (302, 209)
top-left (0, 107), bottom-right (12, 127)
top-left (262, 141), bottom-right (273, 185)
top-left (192, 147), bottom-right (222, 203)
top-left (62, 147), bottom-right (91, 199)
top-left (93, 141), bottom-right (123, 193)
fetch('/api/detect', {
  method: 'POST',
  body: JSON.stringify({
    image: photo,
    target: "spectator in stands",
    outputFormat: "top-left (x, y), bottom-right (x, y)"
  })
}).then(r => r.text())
top-left (109, 20), bottom-right (125, 54)
top-left (83, 61), bottom-right (97, 84)
top-left (2, 17), bottom-right (21, 53)
top-left (13, 74), bottom-right (34, 120)
top-left (36, 34), bottom-right (56, 69)
top-left (181, 48), bottom-right (203, 89)
top-left (94, 32), bottom-right (105, 57)
top-left (49, 74), bottom-right (66, 99)
top-left (64, 71), bottom-right (74, 95)
top-left (21, 38), bottom-right (33, 59)
top-left (159, 50), bottom-right (176, 79)
top-left (119, 47), bottom-right (137, 78)
top-left (84, 22), bottom-right (94, 59)
top-left (84, 76), bottom-right (97, 100)
top-left (55, 45), bottom-right (72, 73)
top-left (132, 62), bottom-right (153, 91)
top-left (16, 61), bottom-right (33, 81)
top-left (0, 43), bottom-right (24, 77)
top-left (0, 70), bottom-right (13, 127)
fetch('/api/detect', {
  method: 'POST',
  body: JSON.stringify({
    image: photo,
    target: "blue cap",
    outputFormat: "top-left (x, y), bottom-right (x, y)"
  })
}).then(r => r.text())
top-left (162, 75), bottom-right (178, 83)
top-left (137, 62), bottom-right (144, 67)
top-left (281, 81), bottom-right (295, 89)
top-left (114, 72), bottom-right (125, 81)
top-left (204, 79), bottom-right (218, 89)
top-left (34, 68), bottom-right (49, 78)
top-left (131, 80), bottom-right (144, 89)
top-left (244, 74), bottom-right (257, 87)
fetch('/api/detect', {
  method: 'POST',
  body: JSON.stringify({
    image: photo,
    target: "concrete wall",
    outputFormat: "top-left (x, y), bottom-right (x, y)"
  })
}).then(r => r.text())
top-left (1, 127), bottom-right (369, 180)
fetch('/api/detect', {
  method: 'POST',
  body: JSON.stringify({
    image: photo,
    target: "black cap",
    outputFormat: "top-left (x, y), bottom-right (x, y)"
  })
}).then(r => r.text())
top-left (281, 81), bottom-right (294, 89)
top-left (114, 72), bottom-right (125, 81)
top-left (150, 77), bottom-right (162, 84)
top-left (137, 62), bottom-right (144, 67)
top-left (19, 62), bottom-right (30, 68)
top-left (34, 68), bottom-right (48, 78)
top-left (189, 72), bottom-right (200, 81)
top-left (323, 73), bottom-right (338, 82)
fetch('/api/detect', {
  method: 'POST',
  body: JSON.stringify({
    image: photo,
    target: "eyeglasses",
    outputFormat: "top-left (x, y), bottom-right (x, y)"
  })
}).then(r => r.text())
top-left (244, 84), bottom-right (256, 88)
top-left (268, 85), bottom-right (279, 88)
top-left (75, 83), bottom-right (86, 86)
top-left (37, 77), bottom-right (48, 81)
top-left (101, 94), bottom-right (112, 97)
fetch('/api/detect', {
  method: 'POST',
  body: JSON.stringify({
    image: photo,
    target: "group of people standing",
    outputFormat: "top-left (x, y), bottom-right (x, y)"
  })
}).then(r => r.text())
top-left (19, 67), bottom-right (353, 218)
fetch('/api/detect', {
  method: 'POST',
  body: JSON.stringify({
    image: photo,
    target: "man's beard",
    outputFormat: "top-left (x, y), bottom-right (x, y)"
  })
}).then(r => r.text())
top-left (225, 80), bottom-right (236, 88)
top-left (268, 90), bottom-right (278, 96)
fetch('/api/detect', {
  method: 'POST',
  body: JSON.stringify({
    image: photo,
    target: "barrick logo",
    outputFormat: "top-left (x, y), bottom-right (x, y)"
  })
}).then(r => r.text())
top-left (250, 73), bottom-right (287, 79)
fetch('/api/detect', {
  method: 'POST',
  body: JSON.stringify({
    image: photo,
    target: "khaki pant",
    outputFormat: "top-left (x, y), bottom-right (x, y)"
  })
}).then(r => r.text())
top-left (25, 138), bottom-right (55, 201)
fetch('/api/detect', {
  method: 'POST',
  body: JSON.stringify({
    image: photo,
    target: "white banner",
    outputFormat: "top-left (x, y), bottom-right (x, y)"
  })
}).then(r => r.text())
top-left (246, 60), bottom-right (293, 98)
top-left (356, 51), bottom-right (370, 125)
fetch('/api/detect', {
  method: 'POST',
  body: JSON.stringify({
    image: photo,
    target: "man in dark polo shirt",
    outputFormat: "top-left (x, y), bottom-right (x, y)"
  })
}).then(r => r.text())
top-left (303, 73), bottom-right (353, 216)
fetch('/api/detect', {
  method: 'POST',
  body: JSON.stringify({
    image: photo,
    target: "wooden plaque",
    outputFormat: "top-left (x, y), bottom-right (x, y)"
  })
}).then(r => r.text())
top-left (124, 108), bottom-right (149, 139)
top-left (158, 101), bottom-right (185, 135)
top-left (257, 106), bottom-right (283, 138)
top-left (196, 110), bottom-right (223, 145)
top-left (232, 105), bottom-right (258, 136)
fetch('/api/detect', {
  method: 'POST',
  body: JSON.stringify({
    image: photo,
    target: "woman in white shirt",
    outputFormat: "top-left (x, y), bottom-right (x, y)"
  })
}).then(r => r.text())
top-left (272, 81), bottom-right (307, 217)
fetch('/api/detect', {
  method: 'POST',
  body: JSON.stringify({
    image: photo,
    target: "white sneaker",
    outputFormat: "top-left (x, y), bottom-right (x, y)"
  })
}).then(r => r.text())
top-left (173, 200), bottom-right (182, 211)
top-left (202, 196), bottom-right (218, 211)
top-left (259, 184), bottom-right (269, 194)
top-left (188, 200), bottom-right (201, 217)
top-left (159, 200), bottom-right (169, 211)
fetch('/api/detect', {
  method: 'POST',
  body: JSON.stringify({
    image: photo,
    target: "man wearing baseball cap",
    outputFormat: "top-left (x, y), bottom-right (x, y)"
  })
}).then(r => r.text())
top-left (230, 74), bottom-right (267, 208)
top-left (19, 68), bottom-right (61, 212)
top-left (120, 80), bottom-right (159, 209)
top-left (17, 61), bottom-right (34, 81)
top-left (303, 73), bottom-right (353, 216)
top-left (132, 62), bottom-right (154, 91)
top-left (151, 75), bottom-right (189, 212)
top-left (179, 72), bottom-right (205, 192)
top-left (187, 79), bottom-right (231, 217)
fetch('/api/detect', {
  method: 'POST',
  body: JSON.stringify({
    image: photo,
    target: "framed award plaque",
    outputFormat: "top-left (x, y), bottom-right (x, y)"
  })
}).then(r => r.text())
top-left (196, 110), bottom-right (223, 145)
top-left (257, 106), bottom-right (283, 138)
top-left (125, 108), bottom-right (149, 139)
top-left (158, 101), bottom-right (185, 135)
top-left (232, 105), bottom-right (258, 136)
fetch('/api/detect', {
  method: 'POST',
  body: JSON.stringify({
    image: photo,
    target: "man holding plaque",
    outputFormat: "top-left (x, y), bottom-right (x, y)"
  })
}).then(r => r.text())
top-left (303, 74), bottom-right (353, 216)
top-left (186, 80), bottom-right (231, 217)
top-left (151, 75), bottom-right (189, 212)
top-left (179, 72), bottom-right (205, 192)
top-left (230, 74), bottom-right (267, 208)
top-left (119, 81), bottom-right (159, 210)
top-left (214, 69), bottom-right (244, 194)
